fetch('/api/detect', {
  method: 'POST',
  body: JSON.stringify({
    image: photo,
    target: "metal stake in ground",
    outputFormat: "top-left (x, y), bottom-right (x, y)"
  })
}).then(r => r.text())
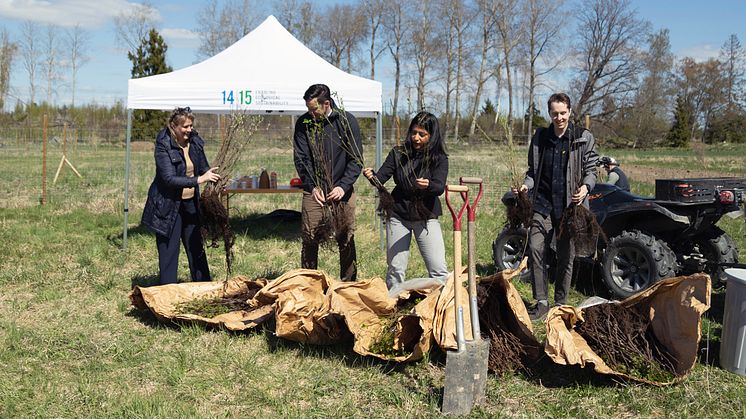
top-left (442, 183), bottom-right (481, 416)
top-left (459, 176), bottom-right (489, 405)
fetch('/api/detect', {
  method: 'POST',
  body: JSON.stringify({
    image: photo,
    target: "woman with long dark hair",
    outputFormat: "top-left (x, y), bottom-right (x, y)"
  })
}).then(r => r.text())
top-left (363, 111), bottom-right (449, 290)
top-left (141, 107), bottom-right (221, 284)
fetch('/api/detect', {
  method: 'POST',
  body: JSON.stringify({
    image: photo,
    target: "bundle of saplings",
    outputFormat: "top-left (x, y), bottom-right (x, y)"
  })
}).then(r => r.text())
top-left (477, 271), bottom-right (542, 375)
top-left (199, 113), bottom-right (262, 276)
top-left (574, 303), bottom-right (676, 382)
top-left (544, 273), bottom-right (711, 385)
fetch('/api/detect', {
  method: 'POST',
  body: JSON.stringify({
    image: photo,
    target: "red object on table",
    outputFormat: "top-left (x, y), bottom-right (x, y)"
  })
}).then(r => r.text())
top-left (290, 177), bottom-right (303, 187)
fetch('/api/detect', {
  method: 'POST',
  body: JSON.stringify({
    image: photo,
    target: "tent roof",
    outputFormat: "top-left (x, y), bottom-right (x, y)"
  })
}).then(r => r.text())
top-left (127, 15), bottom-right (382, 117)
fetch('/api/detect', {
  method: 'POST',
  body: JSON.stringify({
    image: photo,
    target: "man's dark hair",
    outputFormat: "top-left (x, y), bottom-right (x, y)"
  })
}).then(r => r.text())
top-left (547, 92), bottom-right (572, 112)
top-left (303, 84), bottom-right (332, 105)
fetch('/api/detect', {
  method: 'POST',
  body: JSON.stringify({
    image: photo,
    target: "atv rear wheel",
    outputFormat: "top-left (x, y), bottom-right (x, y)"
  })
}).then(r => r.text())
top-left (601, 230), bottom-right (677, 299)
top-left (493, 226), bottom-right (530, 281)
top-left (694, 226), bottom-right (738, 285)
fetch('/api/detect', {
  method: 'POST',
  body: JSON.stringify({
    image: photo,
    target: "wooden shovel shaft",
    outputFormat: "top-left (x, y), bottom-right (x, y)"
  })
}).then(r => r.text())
top-left (453, 229), bottom-right (466, 351)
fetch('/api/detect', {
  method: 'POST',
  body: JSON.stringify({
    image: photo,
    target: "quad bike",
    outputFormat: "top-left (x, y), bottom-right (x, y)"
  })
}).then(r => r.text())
top-left (493, 178), bottom-right (746, 298)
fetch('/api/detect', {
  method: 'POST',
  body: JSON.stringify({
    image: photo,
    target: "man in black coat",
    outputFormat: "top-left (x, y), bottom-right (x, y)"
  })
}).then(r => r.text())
top-left (293, 84), bottom-right (363, 281)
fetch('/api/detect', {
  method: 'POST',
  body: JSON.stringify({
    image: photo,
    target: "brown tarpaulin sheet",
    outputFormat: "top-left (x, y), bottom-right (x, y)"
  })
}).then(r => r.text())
top-left (129, 275), bottom-right (272, 331)
top-left (129, 263), bottom-right (536, 365)
top-left (544, 273), bottom-right (711, 385)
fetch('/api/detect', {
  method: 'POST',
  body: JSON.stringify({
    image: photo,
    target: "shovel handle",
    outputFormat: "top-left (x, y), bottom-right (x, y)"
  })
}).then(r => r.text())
top-left (446, 184), bottom-right (468, 351)
top-left (459, 177), bottom-right (484, 222)
top-left (445, 184), bottom-right (468, 231)
top-left (460, 177), bottom-right (485, 339)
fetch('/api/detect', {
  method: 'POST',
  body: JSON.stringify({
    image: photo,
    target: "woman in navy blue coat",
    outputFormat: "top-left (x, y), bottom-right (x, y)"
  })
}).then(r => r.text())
top-left (141, 107), bottom-right (220, 284)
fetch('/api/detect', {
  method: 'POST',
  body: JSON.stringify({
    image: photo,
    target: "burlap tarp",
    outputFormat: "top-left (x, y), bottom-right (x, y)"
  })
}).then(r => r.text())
top-left (129, 275), bottom-right (272, 331)
top-left (327, 277), bottom-right (437, 361)
top-left (129, 263), bottom-right (534, 364)
top-left (544, 273), bottom-right (711, 385)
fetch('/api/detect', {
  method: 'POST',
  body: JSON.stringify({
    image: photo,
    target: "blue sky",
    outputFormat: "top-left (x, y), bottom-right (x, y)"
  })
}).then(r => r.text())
top-left (0, 0), bottom-right (744, 109)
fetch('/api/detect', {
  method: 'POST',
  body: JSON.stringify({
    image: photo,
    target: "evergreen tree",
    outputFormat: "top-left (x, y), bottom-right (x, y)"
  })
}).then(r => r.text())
top-left (128, 29), bottom-right (172, 140)
top-left (481, 98), bottom-right (496, 116)
top-left (524, 103), bottom-right (548, 130)
top-left (666, 95), bottom-right (692, 147)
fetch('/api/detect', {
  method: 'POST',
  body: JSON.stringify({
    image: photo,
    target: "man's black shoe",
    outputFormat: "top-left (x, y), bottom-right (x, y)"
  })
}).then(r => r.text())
top-left (527, 301), bottom-right (549, 321)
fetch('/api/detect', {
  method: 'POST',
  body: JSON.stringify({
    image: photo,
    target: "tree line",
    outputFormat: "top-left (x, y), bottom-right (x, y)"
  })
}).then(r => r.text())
top-left (1, 0), bottom-right (744, 147)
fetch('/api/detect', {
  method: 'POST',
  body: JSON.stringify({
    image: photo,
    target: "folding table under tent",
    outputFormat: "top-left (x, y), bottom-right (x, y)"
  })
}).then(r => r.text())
top-left (123, 15), bottom-right (384, 249)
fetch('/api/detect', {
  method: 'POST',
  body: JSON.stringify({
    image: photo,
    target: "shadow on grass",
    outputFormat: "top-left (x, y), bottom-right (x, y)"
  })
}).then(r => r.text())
top-left (574, 259), bottom-right (613, 300)
top-left (107, 209), bottom-right (301, 248)
top-left (520, 355), bottom-right (617, 388)
top-left (231, 209), bottom-right (301, 241)
top-left (131, 274), bottom-right (160, 288)
top-left (699, 290), bottom-right (726, 367)
top-left (124, 307), bottom-right (173, 329)
top-left (262, 322), bottom-right (421, 375)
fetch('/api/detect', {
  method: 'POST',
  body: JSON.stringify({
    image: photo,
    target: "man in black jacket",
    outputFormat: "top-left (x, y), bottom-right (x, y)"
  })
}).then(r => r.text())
top-left (515, 93), bottom-right (598, 320)
top-left (293, 84), bottom-right (363, 281)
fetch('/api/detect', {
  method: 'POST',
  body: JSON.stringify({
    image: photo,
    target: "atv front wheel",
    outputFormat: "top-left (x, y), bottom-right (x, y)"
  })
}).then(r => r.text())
top-left (694, 226), bottom-right (738, 285)
top-left (601, 230), bottom-right (677, 299)
top-left (492, 226), bottom-right (530, 282)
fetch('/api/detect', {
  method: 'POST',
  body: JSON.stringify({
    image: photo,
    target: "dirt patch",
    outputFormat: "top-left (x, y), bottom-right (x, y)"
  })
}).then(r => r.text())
top-left (624, 164), bottom-right (736, 186)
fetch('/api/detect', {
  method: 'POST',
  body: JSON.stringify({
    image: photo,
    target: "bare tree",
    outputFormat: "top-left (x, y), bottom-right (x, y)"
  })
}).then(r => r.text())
top-left (383, 0), bottom-right (409, 139)
top-left (571, 0), bottom-right (650, 122)
top-left (408, 0), bottom-right (440, 110)
top-left (275, 0), bottom-right (317, 46)
top-left (521, 0), bottom-right (564, 139)
top-left (719, 34), bottom-right (745, 112)
top-left (676, 57), bottom-right (727, 142)
top-left (440, 0), bottom-right (472, 140)
top-left (41, 25), bottom-right (61, 104)
top-left (632, 29), bottom-right (674, 145)
top-left (468, 0), bottom-right (498, 137)
top-left (65, 24), bottom-right (90, 108)
top-left (20, 21), bottom-right (40, 104)
top-left (493, 0), bottom-right (523, 146)
top-left (113, 1), bottom-right (158, 54)
top-left (0, 28), bottom-right (17, 109)
top-left (196, 0), bottom-right (261, 59)
top-left (361, 0), bottom-right (386, 79)
top-left (312, 4), bottom-right (367, 71)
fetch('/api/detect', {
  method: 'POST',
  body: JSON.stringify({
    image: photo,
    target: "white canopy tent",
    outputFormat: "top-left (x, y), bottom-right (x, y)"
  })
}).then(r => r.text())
top-left (123, 15), bottom-right (383, 248)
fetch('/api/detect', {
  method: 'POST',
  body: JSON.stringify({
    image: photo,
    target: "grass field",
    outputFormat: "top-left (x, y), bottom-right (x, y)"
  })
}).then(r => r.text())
top-left (1, 136), bottom-right (746, 417)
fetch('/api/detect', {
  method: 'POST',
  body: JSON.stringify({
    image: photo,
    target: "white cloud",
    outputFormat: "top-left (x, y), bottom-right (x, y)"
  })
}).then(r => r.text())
top-left (677, 44), bottom-right (719, 62)
top-left (0, 0), bottom-right (161, 28)
top-left (161, 27), bottom-right (199, 49)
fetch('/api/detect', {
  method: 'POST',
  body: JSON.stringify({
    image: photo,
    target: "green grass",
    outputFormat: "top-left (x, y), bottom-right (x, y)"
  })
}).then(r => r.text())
top-left (1, 137), bottom-right (745, 416)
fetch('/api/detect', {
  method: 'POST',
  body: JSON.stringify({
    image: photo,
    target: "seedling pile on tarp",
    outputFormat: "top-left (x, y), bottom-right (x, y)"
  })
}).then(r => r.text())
top-left (544, 273), bottom-right (711, 385)
top-left (476, 262), bottom-right (542, 376)
top-left (575, 303), bottom-right (676, 382)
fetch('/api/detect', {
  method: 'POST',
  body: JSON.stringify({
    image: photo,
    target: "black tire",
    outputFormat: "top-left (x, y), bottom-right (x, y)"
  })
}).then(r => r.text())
top-left (492, 226), bottom-right (530, 282)
top-left (601, 230), bottom-right (677, 299)
top-left (694, 226), bottom-right (738, 285)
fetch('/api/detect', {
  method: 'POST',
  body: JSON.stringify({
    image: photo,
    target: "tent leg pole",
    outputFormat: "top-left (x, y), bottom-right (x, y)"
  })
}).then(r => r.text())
top-left (376, 112), bottom-right (384, 251)
top-left (123, 109), bottom-right (133, 250)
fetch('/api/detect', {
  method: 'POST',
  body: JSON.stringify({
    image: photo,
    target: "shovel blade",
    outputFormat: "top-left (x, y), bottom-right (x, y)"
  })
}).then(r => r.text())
top-left (442, 339), bottom-right (490, 415)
